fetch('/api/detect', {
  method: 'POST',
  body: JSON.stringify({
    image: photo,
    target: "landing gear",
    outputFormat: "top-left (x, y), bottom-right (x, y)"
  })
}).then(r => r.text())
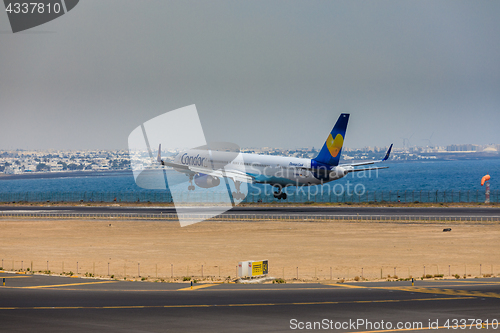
top-left (232, 192), bottom-right (245, 200)
top-left (273, 186), bottom-right (287, 200)
top-left (232, 181), bottom-right (245, 200)
top-left (188, 175), bottom-right (195, 191)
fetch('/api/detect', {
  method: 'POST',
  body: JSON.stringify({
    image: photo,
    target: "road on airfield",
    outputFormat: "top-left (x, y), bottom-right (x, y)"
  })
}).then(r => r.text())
top-left (0, 273), bottom-right (499, 332)
top-left (1, 205), bottom-right (500, 218)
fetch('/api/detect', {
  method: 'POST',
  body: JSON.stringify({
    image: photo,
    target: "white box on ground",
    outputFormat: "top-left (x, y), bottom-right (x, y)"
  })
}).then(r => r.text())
top-left (238, 261), bottom-right (252, 277)
top-left (238, 260), bottom-right (268, 278)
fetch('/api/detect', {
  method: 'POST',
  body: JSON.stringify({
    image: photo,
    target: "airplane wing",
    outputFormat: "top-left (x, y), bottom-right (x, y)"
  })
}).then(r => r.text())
top-left (340, 144), bottom-right (393, 167)
top-left (157, 145), bottom-right (255, 184)
top-left (191, 166), bottom-right (254, 184)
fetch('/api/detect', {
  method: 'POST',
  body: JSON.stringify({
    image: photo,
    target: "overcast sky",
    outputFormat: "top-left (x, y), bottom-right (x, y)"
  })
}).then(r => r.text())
top-left (1, 0), bottom-right (499, 150)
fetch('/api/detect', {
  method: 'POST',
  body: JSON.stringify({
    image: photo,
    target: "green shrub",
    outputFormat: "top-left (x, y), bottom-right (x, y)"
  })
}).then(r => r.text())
top-left (434, 274), bottom-right (444, 278)
top-left (454, 274), bottom-right (460, 279)
top-left (183, 276), bottom-right (191, 281)
top-left (273, 278), bottom-right (286, 284)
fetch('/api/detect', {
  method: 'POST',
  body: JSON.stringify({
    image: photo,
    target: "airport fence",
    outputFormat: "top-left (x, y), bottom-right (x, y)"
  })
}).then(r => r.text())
top-left (1, 260), bottom-right (498, 282)
top-left (0, 189), bottom-right (498, 204)
top-left (1, 212), bottom-right (499, 222)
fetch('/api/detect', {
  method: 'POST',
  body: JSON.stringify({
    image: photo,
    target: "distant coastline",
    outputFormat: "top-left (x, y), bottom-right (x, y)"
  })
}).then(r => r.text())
top-left (0, 170), bottom-right (133, 181)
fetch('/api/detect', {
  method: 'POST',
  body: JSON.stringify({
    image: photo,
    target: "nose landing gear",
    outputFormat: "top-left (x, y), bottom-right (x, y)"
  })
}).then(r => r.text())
top-left (188, 174), bottom-right (195, 191)
top-left (232, 180), bottom-right (245, 200)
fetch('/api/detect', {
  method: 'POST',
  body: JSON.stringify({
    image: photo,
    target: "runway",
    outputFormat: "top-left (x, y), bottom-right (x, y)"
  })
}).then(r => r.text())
top-left (0, 273), bottom-right (499, 332)
top-left (1, 205), bottom-right (500, 219)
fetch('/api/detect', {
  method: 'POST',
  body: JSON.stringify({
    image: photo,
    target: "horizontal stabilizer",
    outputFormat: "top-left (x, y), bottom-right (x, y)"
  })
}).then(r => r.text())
top-left (341, 144), bottom-right (393, 167)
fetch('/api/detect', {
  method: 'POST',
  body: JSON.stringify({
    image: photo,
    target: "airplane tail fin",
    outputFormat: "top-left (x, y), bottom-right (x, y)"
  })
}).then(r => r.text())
top-left (313, 113), bottom-right (349, 166)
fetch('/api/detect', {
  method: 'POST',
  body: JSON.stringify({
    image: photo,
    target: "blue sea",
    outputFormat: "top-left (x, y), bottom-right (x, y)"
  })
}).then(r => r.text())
top-left (0, 159), bottom-right (498, 203)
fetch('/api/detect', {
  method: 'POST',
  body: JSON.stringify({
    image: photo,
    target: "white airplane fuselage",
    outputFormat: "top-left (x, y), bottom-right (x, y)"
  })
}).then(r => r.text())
top-left (157, 113), bottom-right (392, 199)
top-left (173, 149), bottom-right (349, 187)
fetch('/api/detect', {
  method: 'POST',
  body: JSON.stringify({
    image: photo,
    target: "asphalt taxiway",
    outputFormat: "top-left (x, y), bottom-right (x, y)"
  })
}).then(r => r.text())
top-left (0, 273), bottom-right (499, 332)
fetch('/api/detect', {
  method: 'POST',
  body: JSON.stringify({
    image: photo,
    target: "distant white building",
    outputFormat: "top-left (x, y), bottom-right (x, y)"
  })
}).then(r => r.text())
top-left (50, 163), bottom-right (63, 172)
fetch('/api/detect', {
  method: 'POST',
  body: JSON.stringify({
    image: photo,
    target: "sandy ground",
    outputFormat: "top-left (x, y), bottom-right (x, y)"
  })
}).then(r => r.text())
top-left (0, 219), bottom-right (499, 282)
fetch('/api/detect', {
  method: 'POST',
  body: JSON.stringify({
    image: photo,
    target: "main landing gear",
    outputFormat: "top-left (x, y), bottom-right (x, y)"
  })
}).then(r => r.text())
top-left (273, 186), bottom-right (287, 200)
top-left (232, 181), bottom-right (245, 200)
top-left (188, 174), bottom-right (195, 191)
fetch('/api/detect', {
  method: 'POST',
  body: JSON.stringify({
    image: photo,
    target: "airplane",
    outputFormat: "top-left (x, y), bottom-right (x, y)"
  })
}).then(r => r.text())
top-left (157, 113), bottom-right (392, 200)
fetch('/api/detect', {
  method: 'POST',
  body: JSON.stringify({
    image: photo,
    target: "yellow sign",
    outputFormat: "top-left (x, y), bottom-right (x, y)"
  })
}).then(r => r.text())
top-left (251, 260), bottom-right (268, 276)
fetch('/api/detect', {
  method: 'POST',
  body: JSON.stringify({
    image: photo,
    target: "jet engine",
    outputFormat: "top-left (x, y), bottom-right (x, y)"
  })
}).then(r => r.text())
top-left (194, 173), bottom-right (221, 188)
top-left (329, 167), bottom-right (348, 180)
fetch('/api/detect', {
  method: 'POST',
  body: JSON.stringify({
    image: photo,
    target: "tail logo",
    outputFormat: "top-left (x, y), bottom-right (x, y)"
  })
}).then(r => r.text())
top-left (326, 133), bottom-right (344, 158)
